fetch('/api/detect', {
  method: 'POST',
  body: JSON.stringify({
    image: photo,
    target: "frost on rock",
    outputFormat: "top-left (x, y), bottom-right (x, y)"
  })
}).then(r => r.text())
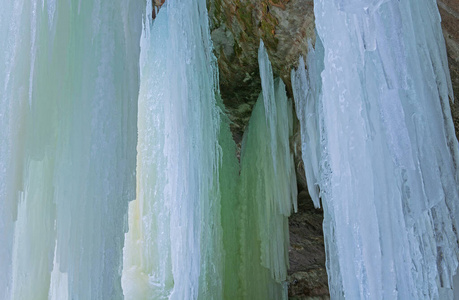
top-left (293, 0), bottom-right (459, 299)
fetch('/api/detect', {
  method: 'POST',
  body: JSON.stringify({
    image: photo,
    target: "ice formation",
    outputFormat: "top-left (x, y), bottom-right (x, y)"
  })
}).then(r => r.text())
top-left (121, 5), bottom-right (297, 295)
top-left (237, 41), bottom-right (297, 299)
top-left (292, 0), bottom-right (459, 299)
top-left (5, 0), bottom-right (457, 298)
top-left (0, 0), bottom-right (298, 297)
top-left (0, 0), bottom-right (143, 299)
top-left (121, 0), bottom-right (225, 298)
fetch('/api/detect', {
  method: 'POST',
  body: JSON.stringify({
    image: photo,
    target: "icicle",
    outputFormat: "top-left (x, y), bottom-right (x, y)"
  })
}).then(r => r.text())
top-left (0, 0), bottom-right (143, 298)
top-left (291, 38), bottom-right (325, 208)
top-left (238, 41), bottom-right (297, 299)
top-left (217, 100), bottom-right (241, 300)
top-left (122, 1), bottom-right (224, 299)
top-left (294, 0), bottom-right (459, 298)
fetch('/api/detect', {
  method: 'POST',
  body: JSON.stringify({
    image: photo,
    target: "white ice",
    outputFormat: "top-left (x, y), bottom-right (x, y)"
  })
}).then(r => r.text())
top-left (293, 0), bottom-right (459, 298)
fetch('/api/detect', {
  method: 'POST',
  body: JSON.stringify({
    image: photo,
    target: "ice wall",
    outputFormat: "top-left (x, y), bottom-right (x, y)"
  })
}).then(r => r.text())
top-left (121, 1), bottom-right (225, 299)
top-left (293, 0), bottom-right (459, 299)
top-left (0, 1), bottom-right (143, 299)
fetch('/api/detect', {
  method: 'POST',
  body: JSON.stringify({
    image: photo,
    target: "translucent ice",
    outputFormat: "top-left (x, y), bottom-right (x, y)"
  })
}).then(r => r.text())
top-left (121, 1), bottom-right (224, 299)
top-left (123, 30), bottom-right (297, 299)
top-left (0, 0), bottom-right (143, 298)
top-left (237, 41), bottom-right (297, 299)
top-left (293, 0), bottom-right (459, 298)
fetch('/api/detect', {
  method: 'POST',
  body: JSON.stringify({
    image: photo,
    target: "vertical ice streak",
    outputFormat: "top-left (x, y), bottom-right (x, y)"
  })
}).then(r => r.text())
top-left (291, 38), bottom-right (325, 208)
top-left (122, 1), bottom-right (224, 299)
top-left (217, 105), bottom-right (242, 300)
top-left (293, 0), bottom-right (459, 298)
top-left (0, 0), bottom-right (143, 299)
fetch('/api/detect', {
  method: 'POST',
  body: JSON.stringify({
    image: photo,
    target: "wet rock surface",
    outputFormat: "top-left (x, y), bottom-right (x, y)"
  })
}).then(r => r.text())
top-left (209, 0), bottom-right (315, 143)
top-left (287, 191), bottom-right (329, 299)
top-left (439, 0), bottom-right (459, 138)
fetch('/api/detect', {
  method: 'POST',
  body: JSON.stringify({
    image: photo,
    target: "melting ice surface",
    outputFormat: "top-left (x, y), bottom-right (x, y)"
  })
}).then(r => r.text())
top-left (293, 0), bottom-right (459, 299)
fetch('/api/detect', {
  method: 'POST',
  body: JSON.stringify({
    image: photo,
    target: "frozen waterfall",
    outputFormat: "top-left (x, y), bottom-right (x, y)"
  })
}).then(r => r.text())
top-left (293, 0), bottom-right (459, 299)
top-left (121, 3), bottom-right (296, 296)
top-left (0, 0), bottom-right (143, 299)
top-left (1, 0), bottom-right (459, 299)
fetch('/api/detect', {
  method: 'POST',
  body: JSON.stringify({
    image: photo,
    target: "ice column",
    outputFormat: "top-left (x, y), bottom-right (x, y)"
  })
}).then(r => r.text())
top-left (293, 0), bottom-right (459, 299)
top-left (122, 1), bottom-right (224, 299)
top-left (0, 1), bottom-right (143, 299)
top-left (238, 41), bottom-right (297, 299)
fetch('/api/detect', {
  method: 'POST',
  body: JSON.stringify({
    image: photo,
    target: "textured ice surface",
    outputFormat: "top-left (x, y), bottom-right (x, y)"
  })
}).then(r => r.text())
top-left (236, 41), bottom-right (297, 299)
top-left (293, 0), bottom-right (459, 299)
top-left (0, 0), bottom-right (143, 299)
top-left (122, 29), bottom-right (297, 299)
top-left (0, 0), bottom-right (298, 298)
top-left (121, 1), bottom-right (225, 299)
top-left (291, 39), bottom-right (325, 209)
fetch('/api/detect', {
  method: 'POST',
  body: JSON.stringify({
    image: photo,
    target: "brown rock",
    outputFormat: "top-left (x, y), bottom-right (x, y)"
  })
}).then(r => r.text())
top-left (438, 0), bottom-right (459, 139)
top-left (210, 0), bottom-right (315, 143)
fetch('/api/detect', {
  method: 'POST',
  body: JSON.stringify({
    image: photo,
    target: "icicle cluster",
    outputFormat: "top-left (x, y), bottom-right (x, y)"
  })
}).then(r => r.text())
top-left (122, 14), bottom-right (298, 296)
top-left (256, 41), bottom-right (298, 278)
top-left (237, 41), bottom-right (297, 299)
top-left (293, 0), bottom-right (459, 299)
top-left (122, 1), bottom-right (225, 299)
top-left (0, 1), bottom-right (143, 299)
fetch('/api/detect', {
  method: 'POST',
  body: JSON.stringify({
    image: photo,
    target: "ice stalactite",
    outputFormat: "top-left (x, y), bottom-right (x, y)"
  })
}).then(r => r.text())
top-left (122, 1), bottom-right (225, 299)
top-left (293, 0), bottom-right (459, 299)
top-left (0, 1), bottom-right (143, 299)
top-left (237, 41), bottom-right (298, 299)
top-left (217, 103), bottom-right (241, 300)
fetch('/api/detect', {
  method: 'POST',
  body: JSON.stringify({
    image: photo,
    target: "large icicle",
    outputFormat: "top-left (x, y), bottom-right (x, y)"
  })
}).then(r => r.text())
top-left (122, 1), bottom-right (224, 299)
top-left (238, 41), bottom-right (297, 299)
top-left (0, 1), bottom-right (143, 299)
top-left (293, 0), bottom-right (459, 299)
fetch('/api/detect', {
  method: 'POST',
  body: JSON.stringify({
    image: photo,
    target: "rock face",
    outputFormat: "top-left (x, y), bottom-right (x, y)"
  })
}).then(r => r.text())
top-left (287, 191), bottom-right (329, 299)
top-left (439, 0), bottom-right (459, 137)
top-left (209, 0), bottom-right (459, 298)
top-left (209, 0), bottom-right (315, 143)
